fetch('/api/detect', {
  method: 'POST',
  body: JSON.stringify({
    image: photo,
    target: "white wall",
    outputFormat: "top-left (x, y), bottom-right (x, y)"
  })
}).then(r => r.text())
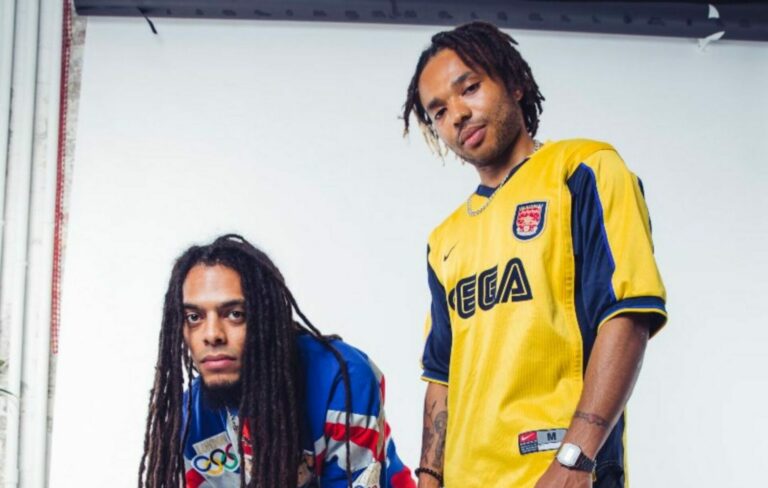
top-left (49, 17), bottom-right (768, 487)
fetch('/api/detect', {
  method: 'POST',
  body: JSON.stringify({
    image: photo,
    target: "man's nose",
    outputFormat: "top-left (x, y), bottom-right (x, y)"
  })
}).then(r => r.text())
top-left (202, 316), bottom-right (226, 345)
top-left (451, 98), bottom-right (471, 128)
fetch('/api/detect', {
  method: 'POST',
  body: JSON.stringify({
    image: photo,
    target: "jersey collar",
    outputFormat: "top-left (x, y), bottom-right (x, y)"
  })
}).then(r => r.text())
top-left (475, 157), bottom-right (530, 197)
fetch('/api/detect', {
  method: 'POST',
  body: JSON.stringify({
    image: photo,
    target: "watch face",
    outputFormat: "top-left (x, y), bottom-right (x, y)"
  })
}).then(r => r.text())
top-left (557, 443), bottom-right (581, 467)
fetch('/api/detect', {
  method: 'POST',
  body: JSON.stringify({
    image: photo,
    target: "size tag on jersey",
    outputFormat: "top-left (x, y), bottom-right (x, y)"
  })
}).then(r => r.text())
top-left (518, 428), bottom-right (567, 455)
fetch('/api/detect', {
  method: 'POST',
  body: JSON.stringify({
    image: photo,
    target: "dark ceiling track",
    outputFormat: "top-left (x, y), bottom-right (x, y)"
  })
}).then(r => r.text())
top-left (73, 1), bottom-right (768, 42)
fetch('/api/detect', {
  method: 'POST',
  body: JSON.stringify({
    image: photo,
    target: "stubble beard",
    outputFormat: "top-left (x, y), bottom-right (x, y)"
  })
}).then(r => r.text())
top-left (456, 100), bottom-right (524, 171)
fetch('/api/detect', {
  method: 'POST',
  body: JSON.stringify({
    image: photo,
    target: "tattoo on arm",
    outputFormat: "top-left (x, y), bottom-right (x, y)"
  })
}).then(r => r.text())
top-left (420, 401), bottom-right (436, 466)
top-left (433, 410), bottom-right (447, 468)
top-left (420, 396), bottom-right (448, 470)
top-left (573, 411), bottom-right (610, 429)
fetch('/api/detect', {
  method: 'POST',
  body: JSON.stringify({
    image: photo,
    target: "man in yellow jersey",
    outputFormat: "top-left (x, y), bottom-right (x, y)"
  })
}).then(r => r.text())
top-left (401, 22), bottom-right (667, 488)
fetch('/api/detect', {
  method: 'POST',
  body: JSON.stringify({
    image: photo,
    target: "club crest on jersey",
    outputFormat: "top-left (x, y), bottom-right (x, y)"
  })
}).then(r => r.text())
top-left (513, 201), bottom-right (547, 241)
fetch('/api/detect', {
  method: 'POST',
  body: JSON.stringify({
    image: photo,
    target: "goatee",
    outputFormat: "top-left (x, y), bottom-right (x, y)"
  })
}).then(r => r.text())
top-left (201, 379), bottom-right (242, 410)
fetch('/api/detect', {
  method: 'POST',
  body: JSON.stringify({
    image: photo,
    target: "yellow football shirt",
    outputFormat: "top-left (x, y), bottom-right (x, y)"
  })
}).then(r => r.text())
top-left (421, 139), bottom-right (667, 487)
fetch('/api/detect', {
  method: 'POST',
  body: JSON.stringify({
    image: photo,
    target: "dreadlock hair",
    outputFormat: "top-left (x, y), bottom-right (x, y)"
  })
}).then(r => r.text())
top-left (402, 21), bottom-right (545, 154)
top-left (138, 234), bottom-right (355, 488)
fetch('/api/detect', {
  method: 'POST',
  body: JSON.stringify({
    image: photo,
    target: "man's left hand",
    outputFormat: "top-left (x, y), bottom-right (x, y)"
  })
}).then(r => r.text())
top-left (534, 461), bottom-right (592, 488)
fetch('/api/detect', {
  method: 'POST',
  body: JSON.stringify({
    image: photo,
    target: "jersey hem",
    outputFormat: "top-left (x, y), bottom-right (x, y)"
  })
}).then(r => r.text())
top-left (596, 296), bottom-right (667, 337)
top-left (420, 374), bottom-right (449, 386)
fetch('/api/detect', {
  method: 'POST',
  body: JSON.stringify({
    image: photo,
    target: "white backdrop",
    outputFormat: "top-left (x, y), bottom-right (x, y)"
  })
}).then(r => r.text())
top-left (49, 17), bottom-right (768, 487)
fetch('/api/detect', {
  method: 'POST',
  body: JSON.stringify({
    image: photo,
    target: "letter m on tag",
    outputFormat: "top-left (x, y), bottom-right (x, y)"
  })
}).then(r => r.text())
top-left (547, 432), bottom-right (558, 442)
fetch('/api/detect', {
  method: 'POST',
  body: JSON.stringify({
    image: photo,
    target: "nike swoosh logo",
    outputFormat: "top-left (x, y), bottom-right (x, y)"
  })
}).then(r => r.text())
top-left (443, 244), bottom-right (457, 261)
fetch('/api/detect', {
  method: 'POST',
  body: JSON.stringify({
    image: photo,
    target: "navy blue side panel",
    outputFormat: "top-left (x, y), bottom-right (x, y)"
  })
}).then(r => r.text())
top-left (571, 259), bottom-right (592, 371)
top-left (422, 246), bottom-right (452, 383)
top-left (596, 413), bottom-right (625, 480)
top-left (637, 176), bottom-right (653, 236)
top-left (568, 163), bottom-right (617, 368)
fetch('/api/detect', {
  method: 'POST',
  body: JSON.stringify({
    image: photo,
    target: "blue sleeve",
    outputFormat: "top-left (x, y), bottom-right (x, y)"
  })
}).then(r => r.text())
top-left (319, 345), bottom-right (387, 487)
top-left (421, 245), bottom-right (452, 384)
top-left (384, 438), bottom-right (416, 487)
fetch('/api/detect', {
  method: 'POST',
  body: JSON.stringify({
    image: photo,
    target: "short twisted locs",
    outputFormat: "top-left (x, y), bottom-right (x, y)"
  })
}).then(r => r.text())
top-left (402, 21), bottom-right (545, 153)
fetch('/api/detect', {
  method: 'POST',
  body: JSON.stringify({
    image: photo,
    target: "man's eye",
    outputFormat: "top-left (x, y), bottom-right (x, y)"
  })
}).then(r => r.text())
top-left (229, 310), bottom-right (245, 321)
top-left (434, 108), bottom-right (446, 121)
top-left (464, 82), bottom-right (480, 95)
top-left (185, 313), bottom-right (200, 323)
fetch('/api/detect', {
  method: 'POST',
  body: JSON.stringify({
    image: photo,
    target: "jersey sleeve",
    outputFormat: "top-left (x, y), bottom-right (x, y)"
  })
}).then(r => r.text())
top-left (421, 245), bottom-right (452, 384)
top-left (319, 349), bottom-right (414, 488)
top-left (384, 437), bottom-right (416, 488)
top-left (567, 149), bottom-right (667, 337)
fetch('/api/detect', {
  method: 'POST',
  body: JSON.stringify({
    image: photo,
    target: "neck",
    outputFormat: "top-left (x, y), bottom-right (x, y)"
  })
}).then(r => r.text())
top-left (476, 133), bottom-right (535, 187)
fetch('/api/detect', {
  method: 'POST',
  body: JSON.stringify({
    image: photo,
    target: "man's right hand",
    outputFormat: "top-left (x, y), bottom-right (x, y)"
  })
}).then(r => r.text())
top-left (417, 382), bottom-right (448, 488)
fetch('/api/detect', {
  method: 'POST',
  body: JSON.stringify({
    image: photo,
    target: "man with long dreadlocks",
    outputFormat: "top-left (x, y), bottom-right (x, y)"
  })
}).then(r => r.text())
top-left (403, 22), bottom-right (667, 488)
top-left (138, 234), bottom-right (415, 488)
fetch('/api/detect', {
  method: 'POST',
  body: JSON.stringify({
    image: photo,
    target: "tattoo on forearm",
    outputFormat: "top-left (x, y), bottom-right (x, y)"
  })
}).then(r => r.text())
top-left (420, 400), bottom-right (436, 465)
top-left (433, 410), bottom-right (447, 469)
top-left (421, 397), bottom-right (448, 470)
top-left (573, 411), bottom-right (610, 429)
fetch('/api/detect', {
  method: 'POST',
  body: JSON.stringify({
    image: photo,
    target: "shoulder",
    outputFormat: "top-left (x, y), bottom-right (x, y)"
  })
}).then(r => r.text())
top-left (298, 334), bottom-right (385, 420)
top-left (541, 138), bottom-right (617, 167)
top-left (297, 334), bottom-right (381, 385)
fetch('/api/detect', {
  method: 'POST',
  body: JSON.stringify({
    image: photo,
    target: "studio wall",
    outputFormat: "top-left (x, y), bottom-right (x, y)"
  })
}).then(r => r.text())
top-left (49, 17), bottom-right (768, 486)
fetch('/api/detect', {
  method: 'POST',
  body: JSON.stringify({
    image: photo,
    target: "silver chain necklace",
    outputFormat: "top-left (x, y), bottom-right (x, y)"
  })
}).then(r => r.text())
top-left (466, 139), bottom-right (543, 217)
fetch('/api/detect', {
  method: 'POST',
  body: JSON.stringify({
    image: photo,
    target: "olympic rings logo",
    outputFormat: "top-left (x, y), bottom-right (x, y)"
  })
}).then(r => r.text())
top-left (192, 443), bottom-right (240, 476)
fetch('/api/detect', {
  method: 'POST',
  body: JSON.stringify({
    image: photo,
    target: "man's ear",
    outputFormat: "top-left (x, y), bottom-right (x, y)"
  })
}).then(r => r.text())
top-left (512, 87), bottom-right (523, 102)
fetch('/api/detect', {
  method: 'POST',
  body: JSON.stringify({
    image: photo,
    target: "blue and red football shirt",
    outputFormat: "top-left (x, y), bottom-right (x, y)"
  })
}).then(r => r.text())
top-left (182, 333), bottom-right (414, 488)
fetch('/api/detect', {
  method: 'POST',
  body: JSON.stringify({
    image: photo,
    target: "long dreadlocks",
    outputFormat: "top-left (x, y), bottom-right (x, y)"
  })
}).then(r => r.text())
top-left (402, 21), bottom-right (545, 152)
top-left (138, 234), bottom-right (355, 488)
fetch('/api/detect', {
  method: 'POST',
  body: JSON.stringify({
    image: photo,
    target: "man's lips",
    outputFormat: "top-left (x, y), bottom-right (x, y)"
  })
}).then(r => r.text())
top-left (460, 124), bottom-right (486, 148)
top-left (201, 354), bottom-right (236, 370)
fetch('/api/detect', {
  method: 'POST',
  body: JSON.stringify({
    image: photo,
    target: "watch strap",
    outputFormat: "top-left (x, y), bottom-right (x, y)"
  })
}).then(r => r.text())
top-left (573, 452), bottom-right (596, 472)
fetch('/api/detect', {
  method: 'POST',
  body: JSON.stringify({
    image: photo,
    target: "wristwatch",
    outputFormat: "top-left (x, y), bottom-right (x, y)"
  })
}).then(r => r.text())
top-left (556, 443), bottom-right (596, 472)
